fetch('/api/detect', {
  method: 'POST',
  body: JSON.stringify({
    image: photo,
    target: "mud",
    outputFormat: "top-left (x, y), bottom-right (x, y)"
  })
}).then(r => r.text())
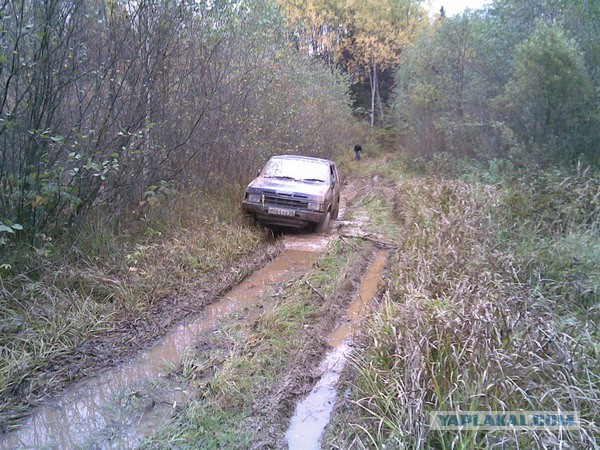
top-left (0, 245), bottom-right (324, 449)
top-left (285, 251), bottom-right (388, 449)
top-left (283, 234), bottom-right (332, 252)
top-left (328, 250), bottom-right (388, 347)
top-left (1, 242), bottom-right (283, 432)
top-left (247, 246), bottom-right (374, 449)
top-left (285, 343), bottom-right (350, 450)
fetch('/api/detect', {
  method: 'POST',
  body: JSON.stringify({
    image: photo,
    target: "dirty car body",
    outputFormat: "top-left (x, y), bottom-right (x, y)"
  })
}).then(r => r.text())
top-left (242, 155), bottom-right (341, 231)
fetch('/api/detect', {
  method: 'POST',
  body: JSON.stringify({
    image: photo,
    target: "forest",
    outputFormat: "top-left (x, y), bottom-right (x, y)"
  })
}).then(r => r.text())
top-left (0, 0), bottom-right (598, 448)
top-left (0, 0), bottom-right (598, 242)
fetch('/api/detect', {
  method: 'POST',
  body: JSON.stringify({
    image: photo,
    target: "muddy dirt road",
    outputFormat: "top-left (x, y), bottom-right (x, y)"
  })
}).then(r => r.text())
top-left (285, 250), bottom-right (388, 449)
top-left (1, 178), bottom-right (389, 449)
top-left (1, 247), bottom-right (325, 448)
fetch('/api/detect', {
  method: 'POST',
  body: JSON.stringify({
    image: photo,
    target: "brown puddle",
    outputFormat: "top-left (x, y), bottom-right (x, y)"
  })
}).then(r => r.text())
top-left (329, 250), bottom-right (388, 347)
top-left (285, 250), bottom-right (388, 449)
top-left (0, 244), bottom-right (325, 450)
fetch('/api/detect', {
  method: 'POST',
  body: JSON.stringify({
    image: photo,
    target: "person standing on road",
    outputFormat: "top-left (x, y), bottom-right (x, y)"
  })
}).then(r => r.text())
top-left (354, 144), bottom-right (363, 161)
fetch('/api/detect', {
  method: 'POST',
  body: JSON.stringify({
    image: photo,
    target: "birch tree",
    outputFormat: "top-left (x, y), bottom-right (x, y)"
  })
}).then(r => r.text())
top-left (340, 0), bottom-right (424, 126)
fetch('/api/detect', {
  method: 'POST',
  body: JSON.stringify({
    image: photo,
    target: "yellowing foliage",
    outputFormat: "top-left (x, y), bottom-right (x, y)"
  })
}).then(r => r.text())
top-left (275, 0), bottom-right (425, 72)
top-left (274, 0), bottom-right (426, 124)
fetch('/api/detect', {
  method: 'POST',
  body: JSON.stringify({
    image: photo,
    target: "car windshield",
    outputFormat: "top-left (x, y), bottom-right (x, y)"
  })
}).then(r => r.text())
top-left (261, 158), bottom-right (330, 183)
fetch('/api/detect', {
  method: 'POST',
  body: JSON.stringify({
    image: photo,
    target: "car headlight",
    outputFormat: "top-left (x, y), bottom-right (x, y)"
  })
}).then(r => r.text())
top-left (308, 202), bottom-right (324, 212)
top-left (247, 193), bottom-right (261, 203)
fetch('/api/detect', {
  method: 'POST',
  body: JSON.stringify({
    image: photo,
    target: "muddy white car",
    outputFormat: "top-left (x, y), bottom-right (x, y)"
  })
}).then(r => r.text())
top-left (242, 155), bottom-right (341, 232)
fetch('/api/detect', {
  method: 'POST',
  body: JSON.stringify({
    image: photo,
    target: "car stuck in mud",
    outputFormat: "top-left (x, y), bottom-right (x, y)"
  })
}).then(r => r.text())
top-left (242, 155), bottom-right (341, 232)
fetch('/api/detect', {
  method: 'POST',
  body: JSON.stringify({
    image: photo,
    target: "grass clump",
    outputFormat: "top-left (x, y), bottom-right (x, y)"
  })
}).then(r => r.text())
top-left (328, 160), bottom-right (599, 448)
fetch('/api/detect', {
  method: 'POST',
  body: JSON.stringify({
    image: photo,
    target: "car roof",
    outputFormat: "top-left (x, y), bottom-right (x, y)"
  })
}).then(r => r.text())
top-left (269, 154), bottom-right (335, 165)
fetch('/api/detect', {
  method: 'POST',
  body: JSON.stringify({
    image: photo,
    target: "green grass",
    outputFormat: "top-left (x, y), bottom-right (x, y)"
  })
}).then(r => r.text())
top-left (338, 151), bottom-right (404, 181)
top-left (141, 238), bottom-right (370, 448)
top-left (142, 402), bottom-right (252, 450)
top-left (0, 188), bottom-right (268, 427)
top-left (325, 155), bottom-right (599, 449)
top-left (359, 195), bottom-right (397, 240)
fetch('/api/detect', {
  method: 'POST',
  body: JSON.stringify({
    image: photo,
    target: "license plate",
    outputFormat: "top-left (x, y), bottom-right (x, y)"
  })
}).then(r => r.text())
top-left (269, 207), bottom-right (295, 217)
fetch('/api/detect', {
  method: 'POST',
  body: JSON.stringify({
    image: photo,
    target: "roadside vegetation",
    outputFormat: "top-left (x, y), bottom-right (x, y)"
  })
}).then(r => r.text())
top-left (325, 152), bottom-right (599, 448)
top-left (0, 189), bottom-right (275, 428)
top-left (319, 1), bottom-right (600, 443)
top-left (142, 237), bottom-right (373, 448)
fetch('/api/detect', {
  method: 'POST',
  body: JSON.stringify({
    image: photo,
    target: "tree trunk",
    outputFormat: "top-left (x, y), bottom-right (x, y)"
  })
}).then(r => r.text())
top-left (376, 75), bottom-right (384, 124)
top-left (368, 56), bottom-right (385, 127)
top-left (370, 57), bottom-right (377, 127)
top-left (369, 61), bottom-right (377, 128)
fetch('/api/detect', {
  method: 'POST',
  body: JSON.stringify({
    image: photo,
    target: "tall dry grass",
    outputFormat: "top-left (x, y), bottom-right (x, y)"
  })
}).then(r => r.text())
top-left (0, 188), bottom-right (267, 427)
top-left (342, 173), bottom-right (599, 448)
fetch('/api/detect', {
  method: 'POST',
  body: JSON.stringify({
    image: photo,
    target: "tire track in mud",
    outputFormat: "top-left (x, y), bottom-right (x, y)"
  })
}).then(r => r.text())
top-left (284, 250), bottom-right (388, 450)
top-left (0, 177), bottom-right (386, 449)
top-left (248, 249), bottom-right (389, 450)
top-left (0, 180), bottom-right (367, 449)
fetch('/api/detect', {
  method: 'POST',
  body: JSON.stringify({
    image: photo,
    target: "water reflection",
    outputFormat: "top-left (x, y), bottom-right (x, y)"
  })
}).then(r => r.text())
top-left (285, 250), bottom-right (388, 449)
top-left (1, 249), bottom-right (321, 449)
top-left (285, 344), bottom-right (350, 450)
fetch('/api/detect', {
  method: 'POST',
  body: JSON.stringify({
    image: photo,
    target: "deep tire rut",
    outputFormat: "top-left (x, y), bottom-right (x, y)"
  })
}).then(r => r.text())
top-left (247, 246), bottom-right (376, 449)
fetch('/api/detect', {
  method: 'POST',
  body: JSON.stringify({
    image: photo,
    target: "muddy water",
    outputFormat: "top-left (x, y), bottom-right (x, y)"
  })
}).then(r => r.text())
top-left (285, 343), bottom-right (350, 450)
top-left (285, 250), bottom-right (388, 449)
top-left (328, 250), bottom-right (388, 347)
top-left (1, 243), bottom-right (326, 450)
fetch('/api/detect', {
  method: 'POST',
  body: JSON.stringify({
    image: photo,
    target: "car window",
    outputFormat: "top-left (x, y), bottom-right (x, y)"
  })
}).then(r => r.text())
top-left (262, 159), bottom-right (330, 182)
top-left (330, 165), bottom-right (337, 182)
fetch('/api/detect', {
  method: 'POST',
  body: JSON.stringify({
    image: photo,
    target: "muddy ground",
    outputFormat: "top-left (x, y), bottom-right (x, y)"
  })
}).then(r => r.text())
top-left (247, 246), bottom-right (375, 448)
top-left (2, 175), bottom-right (394, 448)
top-left (1, 240), bottom-right (283, 431)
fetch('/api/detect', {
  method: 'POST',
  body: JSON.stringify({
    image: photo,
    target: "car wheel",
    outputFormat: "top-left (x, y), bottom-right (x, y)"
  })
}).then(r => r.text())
top-left (332, 198), bottom-right (340, 220)
top-left (316, 210), bottom-right (332, 234)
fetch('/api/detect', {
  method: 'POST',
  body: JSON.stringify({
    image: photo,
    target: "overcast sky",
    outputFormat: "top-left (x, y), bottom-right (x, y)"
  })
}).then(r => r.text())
top-left (426, 0), bottom-right (491, 17)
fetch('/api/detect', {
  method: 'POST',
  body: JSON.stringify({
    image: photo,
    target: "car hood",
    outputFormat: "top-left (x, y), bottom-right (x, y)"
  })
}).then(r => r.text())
top-left (247, 177), bottom-right (329, 198)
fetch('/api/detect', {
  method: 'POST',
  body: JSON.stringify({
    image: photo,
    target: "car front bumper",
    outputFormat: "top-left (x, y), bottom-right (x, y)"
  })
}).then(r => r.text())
top-left (242, 202), bottom-right (324, 228)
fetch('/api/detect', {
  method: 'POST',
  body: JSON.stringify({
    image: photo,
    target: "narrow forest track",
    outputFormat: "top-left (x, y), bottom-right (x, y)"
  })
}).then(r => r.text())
top-left (1, 175), bottom-right (392, 449)
top-left (247, 176), bottom-right (395, 449)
